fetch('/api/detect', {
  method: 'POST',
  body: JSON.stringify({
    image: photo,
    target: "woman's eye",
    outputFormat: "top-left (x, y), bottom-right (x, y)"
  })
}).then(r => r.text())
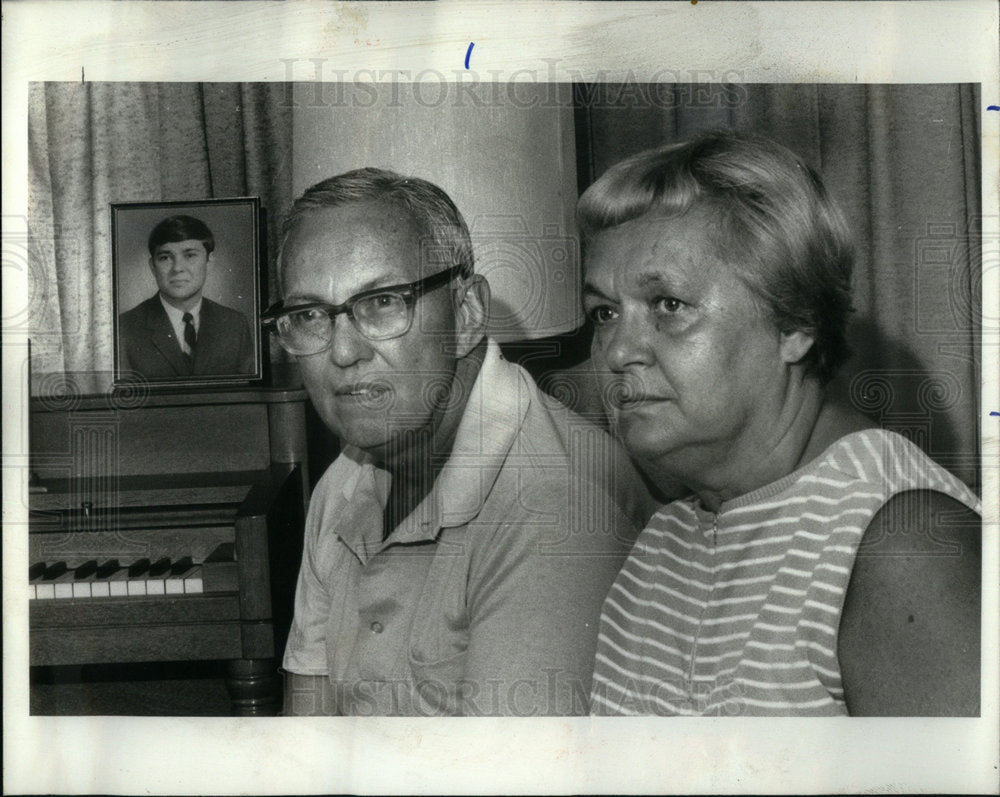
top-left (587, 305), bottom-right (619, 325)
top-left (653, 297), bottom-right (684, 314)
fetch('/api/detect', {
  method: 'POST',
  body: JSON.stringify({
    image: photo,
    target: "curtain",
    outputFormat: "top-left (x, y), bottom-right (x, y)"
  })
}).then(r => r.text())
top-left (573, 83), bottom-right (981, 490)
top-left (28, 82), bottom-right (293, 389)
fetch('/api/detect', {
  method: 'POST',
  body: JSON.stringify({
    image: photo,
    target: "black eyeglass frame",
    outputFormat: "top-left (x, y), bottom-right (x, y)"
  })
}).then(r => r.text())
top-left (261, 263), bottom-right (467, 343)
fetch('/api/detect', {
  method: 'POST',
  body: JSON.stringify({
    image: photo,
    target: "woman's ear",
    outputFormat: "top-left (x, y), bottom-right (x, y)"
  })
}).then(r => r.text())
top-left (779, 328), bottom-right (815, 364)
top-left (453, 274), bottom-right (490, 358)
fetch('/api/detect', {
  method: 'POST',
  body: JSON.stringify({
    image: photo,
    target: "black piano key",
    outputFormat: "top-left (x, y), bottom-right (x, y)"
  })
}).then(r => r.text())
top-left (74, 560), bottom-right (99, 579)
top-left (163, 557), bottom-right (196, 595)
top-left (127, 557), bottom-right (151, 578)
top-left (96, 559), bottom-right (121, 578)
top-left (169, 556), bottom-right (195, 576)
top-left (105, 563), bottom-right (131, 597)
top-left (148, 557), bottom-right (172, 577)
top-left (29, 561), bottom-right (46, 581)
top-left (42, 561), bottom-right (68, 580)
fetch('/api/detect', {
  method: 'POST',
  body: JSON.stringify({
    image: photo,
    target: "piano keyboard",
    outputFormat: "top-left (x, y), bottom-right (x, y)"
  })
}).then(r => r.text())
top-left (29, 543), bottom-right (237, 600)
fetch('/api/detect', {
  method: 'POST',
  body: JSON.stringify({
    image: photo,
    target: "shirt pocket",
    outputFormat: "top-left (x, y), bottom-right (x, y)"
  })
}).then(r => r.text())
top-left (407, 646), bottom-right (469, 715)
top-left (405, 543), bottom-right (471, 714)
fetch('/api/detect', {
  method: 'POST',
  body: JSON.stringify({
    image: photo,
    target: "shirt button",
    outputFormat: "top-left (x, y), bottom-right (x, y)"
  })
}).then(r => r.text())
top-left (370, 621), bottom-right (384, 634)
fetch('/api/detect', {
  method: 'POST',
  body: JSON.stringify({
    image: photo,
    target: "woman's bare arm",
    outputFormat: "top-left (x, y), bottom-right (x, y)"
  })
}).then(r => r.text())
top-left (838, 489), bottom-right (981, 716)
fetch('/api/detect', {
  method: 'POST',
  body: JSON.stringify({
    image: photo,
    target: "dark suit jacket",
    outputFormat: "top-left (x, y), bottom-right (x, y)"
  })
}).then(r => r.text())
top-left (119, 295), bottom-right (255, 379)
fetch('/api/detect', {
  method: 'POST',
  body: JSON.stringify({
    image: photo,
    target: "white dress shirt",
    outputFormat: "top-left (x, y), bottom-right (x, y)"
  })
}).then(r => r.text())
top-left (159, 295), bottom-right (202, 356)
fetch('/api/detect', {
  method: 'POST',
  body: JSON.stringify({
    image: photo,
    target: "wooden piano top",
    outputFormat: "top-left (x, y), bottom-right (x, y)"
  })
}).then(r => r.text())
top-left (30, 470), bottom-right (270, 513)
top-left (30, 376), bottom-right (309, 480)
top-left (30, 380), bottom-right (308, 413)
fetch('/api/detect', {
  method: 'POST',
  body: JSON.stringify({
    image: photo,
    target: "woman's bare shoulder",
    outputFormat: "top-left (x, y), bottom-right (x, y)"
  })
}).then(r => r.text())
top-left (838, 489), bottom-right (981, 716)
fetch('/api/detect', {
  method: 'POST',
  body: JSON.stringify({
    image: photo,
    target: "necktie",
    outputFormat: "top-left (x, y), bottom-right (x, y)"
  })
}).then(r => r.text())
top-left (183, 312), bottom-right (197, 356)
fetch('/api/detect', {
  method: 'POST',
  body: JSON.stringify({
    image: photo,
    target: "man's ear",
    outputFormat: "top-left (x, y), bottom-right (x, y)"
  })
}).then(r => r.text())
top-left (453, 274), bottom-right (490, 358)
top-left (779, 328), bottom-right (815, 364)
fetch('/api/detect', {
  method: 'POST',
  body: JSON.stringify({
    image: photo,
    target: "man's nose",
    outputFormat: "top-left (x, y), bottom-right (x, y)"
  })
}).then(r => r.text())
top-left (326, 312), bottom-right (373, 368)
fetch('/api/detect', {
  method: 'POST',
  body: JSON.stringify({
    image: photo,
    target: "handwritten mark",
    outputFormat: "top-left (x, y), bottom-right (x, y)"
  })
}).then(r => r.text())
top-left (988, 105), bottom-right (1000, 111)
top-left (990, 411), bottom-right (1000, 417)
top-left (465, 42), bottom-right (475, 69)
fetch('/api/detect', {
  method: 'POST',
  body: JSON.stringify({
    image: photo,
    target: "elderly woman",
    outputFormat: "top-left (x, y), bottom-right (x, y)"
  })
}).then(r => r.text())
top-left (580, 132), bottom-right (982, 716)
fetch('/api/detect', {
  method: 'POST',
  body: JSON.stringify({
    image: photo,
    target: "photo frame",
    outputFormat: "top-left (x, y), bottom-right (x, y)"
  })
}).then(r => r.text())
top-left (111, 197), bottom-right (263, 387)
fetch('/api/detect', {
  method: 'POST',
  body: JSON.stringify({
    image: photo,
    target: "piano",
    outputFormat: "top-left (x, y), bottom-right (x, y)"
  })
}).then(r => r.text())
top-left (28, 375), bottom-right (309, 716)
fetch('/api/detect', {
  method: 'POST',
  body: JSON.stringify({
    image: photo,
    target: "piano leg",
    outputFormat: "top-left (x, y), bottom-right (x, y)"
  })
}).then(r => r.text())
top-left (225, 658), bottom-right (280, 716)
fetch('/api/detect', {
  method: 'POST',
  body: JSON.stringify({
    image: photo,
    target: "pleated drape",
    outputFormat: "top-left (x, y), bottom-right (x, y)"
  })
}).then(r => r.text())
top-left (28, 82), bottom-right (292, 388)
top-left (574, 83), bottom-right (981, 489)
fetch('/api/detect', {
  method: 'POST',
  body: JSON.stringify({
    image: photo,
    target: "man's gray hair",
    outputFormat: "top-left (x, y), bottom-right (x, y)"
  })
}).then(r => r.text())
top-left (279, 167), bottom-right (475, 291)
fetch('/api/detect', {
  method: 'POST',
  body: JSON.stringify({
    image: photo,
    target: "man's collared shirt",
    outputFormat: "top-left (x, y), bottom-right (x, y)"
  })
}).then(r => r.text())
top-left (282, 339), bottom-right (650, 716)
top-left (158, 295), bottom-right (201, 356)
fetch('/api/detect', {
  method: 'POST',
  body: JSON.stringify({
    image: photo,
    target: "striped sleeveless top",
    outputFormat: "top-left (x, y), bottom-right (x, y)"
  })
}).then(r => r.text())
top-left (590, 429), bottom-right (981, 716)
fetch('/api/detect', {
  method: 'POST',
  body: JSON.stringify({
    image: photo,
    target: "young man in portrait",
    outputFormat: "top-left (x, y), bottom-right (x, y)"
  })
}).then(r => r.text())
top-left (118, 214), bottom-right (254, 379)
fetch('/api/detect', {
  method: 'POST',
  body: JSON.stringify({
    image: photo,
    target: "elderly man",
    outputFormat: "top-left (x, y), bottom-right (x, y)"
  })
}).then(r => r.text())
top-left (265, 168), bottom-right (651, 716)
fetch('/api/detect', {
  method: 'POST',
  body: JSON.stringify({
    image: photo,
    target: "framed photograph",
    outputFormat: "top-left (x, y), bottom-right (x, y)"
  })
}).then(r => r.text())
top-left (111, 197), bottom-right (263, 387)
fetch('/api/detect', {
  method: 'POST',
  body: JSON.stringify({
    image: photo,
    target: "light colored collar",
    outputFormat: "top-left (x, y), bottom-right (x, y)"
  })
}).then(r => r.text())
top-left (159, 294), bottom-right (203, 327)
top-left (338, 338), bottom-right (530, 545)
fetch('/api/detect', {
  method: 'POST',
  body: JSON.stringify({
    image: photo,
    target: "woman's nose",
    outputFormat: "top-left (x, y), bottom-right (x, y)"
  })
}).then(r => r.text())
top-left (599, 312), bottom-right (655, 373)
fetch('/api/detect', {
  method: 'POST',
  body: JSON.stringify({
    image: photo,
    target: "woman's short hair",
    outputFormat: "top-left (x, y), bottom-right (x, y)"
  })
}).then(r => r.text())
top-left (147, 215), bottom-right (215, 257)
top-left (577, 131), bottom-right (855, 383)
top-left (280, 167), bottom-right (475, 287)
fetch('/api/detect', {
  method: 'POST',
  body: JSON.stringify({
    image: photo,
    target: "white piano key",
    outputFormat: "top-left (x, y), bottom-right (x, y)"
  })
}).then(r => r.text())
top-left (29, 556), bottom-right (217, 600)
top-left (107, 566), bottom-right (130, 593)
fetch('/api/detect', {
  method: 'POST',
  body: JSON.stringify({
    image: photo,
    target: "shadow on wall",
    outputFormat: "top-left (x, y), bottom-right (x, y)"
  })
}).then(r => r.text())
top-left (828, 316), bottom-right (973, 488)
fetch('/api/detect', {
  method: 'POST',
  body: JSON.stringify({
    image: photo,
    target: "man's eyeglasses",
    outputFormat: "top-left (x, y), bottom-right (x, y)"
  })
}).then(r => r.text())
top-left (261, 264), bottom-right (465, 355)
